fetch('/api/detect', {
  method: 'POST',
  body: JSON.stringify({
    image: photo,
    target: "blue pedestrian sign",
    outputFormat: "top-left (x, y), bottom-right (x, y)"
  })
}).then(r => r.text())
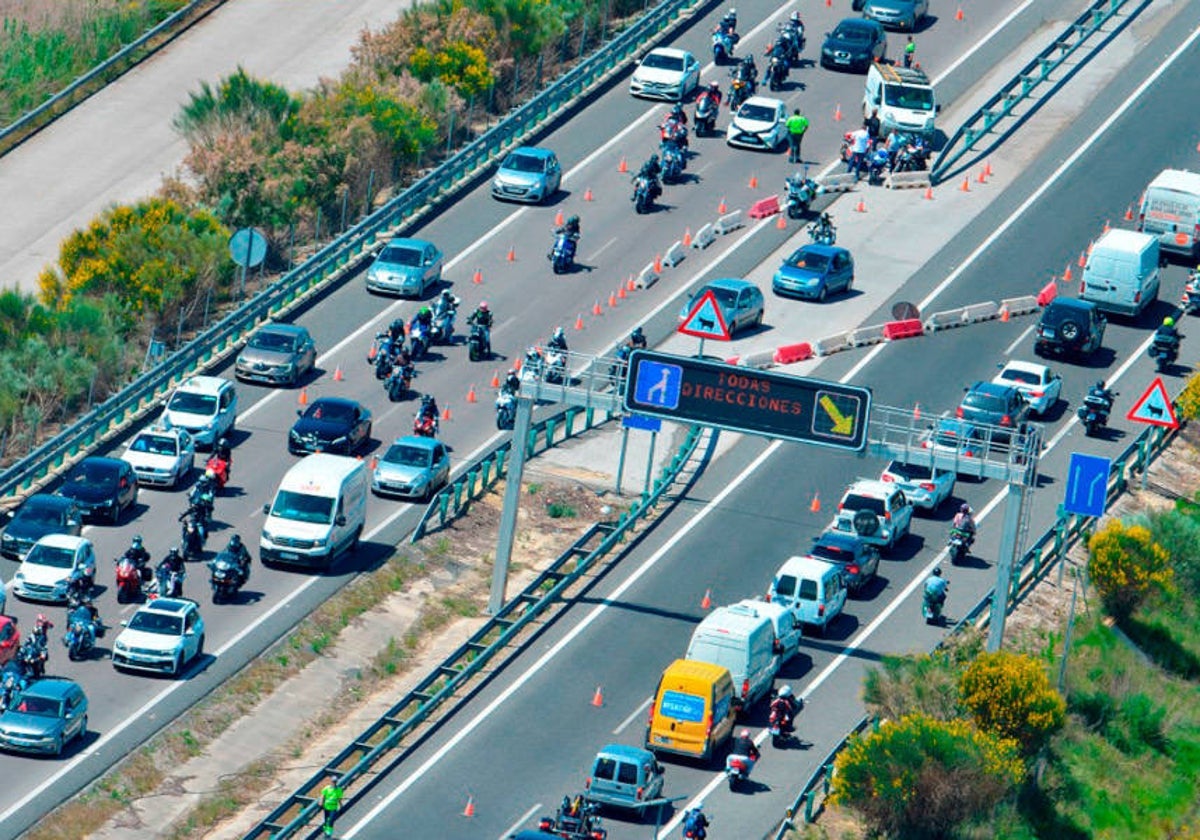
top-left (622, 414), bottom-right (662, 433)
top-left (632, 358), bottom-right (682, 410)
top-left (678, 290), bottom-right (732, 341)
top-left (1063, 452), bottom-right (1111, 518)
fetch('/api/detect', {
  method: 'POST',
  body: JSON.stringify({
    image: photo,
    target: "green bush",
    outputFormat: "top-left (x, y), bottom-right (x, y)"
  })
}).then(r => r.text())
top-left (1087, 520), bottom-right (1174, 620)
top-left (862, 642), bottom-right (979, 723)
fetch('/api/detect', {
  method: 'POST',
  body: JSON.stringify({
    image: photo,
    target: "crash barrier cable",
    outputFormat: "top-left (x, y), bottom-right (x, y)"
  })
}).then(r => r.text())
top-left (0, 0), bottom-right (714, 508)
top-left (243, 424), bottom-right (705, 839)
top-left (772, 413), bottom-right (1178, 837)
top-left (931, 0), bottom-right (1138, 182)
top-left (410, 405), bottom-right (615, 543)
top-left (0, 0), bottom-right (228, 153)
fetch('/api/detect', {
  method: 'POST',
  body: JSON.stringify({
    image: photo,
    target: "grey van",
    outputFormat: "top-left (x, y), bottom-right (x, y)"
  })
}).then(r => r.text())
top-left (584, 744), bottom-right (665, 814)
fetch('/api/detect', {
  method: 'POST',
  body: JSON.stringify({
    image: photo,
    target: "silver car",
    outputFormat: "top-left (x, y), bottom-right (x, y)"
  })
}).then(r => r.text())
top-left (371, 436), bottom-right (451, 501)
top-left (491, 147), bottom-right (562, 204)
top-left (112, 598), bottom-right (205, 677)
top-left (365, 238), bottom-right (443, 297)
top-left (863, 0), bottom-right (928, 30)
top-left (235, 323), bottom-right (317, 387)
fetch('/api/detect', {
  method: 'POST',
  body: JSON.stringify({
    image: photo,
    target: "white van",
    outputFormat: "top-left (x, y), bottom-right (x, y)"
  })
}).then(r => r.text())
top-left (1080, 229), bottom-right (1161, 316)
top-left (1138, 169), bottom-right (1200, 260)
top-left (685, 603), bottom-right (779, 713)
top-left (261, 454), bottom-right (367, 568)
top-left (732, 598), bottom-right (803, 663)
top-left (863, 64), bottom-right (936, 137)
top-left (767, 555), bottom-right (847, 637)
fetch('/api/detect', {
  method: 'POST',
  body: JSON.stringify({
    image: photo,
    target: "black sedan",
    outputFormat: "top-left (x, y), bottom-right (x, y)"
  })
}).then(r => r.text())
top-left (288, 397), bottom-right (372, 456)
top-left (0, 494), bottom-right (82, 560)
top-left (808, 530), bottom-right (880, 594)
top-left (820, 18), bottom-right (887, 72)
top-left (956, 381), bottom-right (1032, 435)
top-left (56, 457), bottom-right (138, 524)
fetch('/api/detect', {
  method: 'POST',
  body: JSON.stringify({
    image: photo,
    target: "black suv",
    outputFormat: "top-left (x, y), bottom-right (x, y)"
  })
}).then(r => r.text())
top-left (957, 381), bottom-right (1032, 436)
top-left (1034, 298), bottom-right (1106, 359)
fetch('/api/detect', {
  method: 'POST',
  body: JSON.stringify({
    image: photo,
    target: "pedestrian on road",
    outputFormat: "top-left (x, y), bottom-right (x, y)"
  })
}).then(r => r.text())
top-left (904, 35), bottom-right (916, 68)
top-left (786, 108), bottom-right (809, 163)
top-left (847, 124), bottom-right (871, 180)
top-left (865, 108), bottom-right (881, 142)
top-left (321, 774), bottom-right (345, 837)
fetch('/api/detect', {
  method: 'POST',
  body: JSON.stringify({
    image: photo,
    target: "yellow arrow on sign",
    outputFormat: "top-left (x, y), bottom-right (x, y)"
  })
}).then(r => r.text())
top-left (819, 395), bottom-right (854, 436)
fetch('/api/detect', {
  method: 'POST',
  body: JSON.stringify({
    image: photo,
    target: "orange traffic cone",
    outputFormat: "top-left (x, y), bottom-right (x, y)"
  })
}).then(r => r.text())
top-left (618, 282), bottom-right (628, 299)
top-left (1103, 219), bottom-right (1111, 233)
top-left (654, 254), bottom-right (663, 273)
top-left (776, 213), bottom-right (787, 229)
top-left (472, 268), bottom-right (483, 284)
top-left (1000, 307), bottom-right (1011, 322)
top-left (1124, 205), bottom-right (1134, 221)
top-left (592, 300), bottom-right (603, 316)
top-left (627, 275), bottom-right (636, 291)
top-left (955, 7), bottom-right (964, 20)
top-left (855, 198), bottom-right (867, 213)
top-left (618, 156), bottom-right (628, 173)
top-left (463, 796), bottom-right (476, 817)
top-left (506, 245), bottom-right (516, 262)
top-left (809, 493), bottom-right (821, 513)
top-left (333, 365), bottom-right (343, 382)
top-left (574, 313), bottom-right (585, 330)
top-left (367, 343), bottom-right (377, 361)
top-left (718, 197), bottom-right (728, 214)
top-left (749, 174), bottom-right (758, 189)
top-left (976, 168), bottom-right (987, 184)
top-left (467, 385), bottom-right (478, 404)
top-left (985, 160), bottom-right (994, 177)
top-left (683, 227), bottom-right (692, 247)
top-left (913, 402), bottom-right (921, 420)
top-left (592, 686), bottom-right (605, 708)
top-left (490, 370), bottom-right (500, 388)
top-left (369, 454), bottom-right (379, 470)
top-left (298, 387), bottom-right (308, 406)
top-left (1063, 265), bottom-right (1073, 283)
top-left (584, 187), bottom-right (594, 201)
top-left (1078, 251), bottom-right (1086, 268)
top-left (442, 406), bottom-right (452, 421)
top-left (834, 103), bottom-right (843, 122)
top-left (826, 0), bottom-right (832, 6)
top-left (554, 209), bottom-right (564, 227)
top-left (959, 176), bottom-right (970, 192)
top-left (924, 185), bottom-right (934, 200)
top-left (608, 292), bottom-right (618, 308)
top-left (701, 589), bottom-right (713, 610)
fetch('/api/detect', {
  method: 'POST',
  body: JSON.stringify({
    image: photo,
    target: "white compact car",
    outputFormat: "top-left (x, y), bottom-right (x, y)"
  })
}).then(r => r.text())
top-left (725, 96), bottom-right (788, 150)
top-left (162, 376), bottom-right (237, 449)
top-left (121, 426), bottom-right (196, 488)
top-left (991, 360), bottom-right (1062, 417)
top-left (629, 48), bottom-right (700, 101)
top-left (12, 535), bottom-right (96, 603)
top-left (112, 598), bottom-right (206, 677)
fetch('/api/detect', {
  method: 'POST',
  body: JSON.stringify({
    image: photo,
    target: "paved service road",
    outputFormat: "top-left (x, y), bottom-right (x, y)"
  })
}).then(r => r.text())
top-left (0, 0), bottom-right (405, 294)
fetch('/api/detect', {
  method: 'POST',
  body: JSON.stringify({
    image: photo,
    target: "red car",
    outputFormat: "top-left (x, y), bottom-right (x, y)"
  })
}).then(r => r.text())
top-left (0, 616), bottom-right (21, 666)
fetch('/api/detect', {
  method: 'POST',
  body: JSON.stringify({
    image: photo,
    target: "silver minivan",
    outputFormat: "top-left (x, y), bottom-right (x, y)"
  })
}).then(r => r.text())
top-left (584, 744), bottom-right (664, 815)
top-left (1138, 168), bottom-right (1200, 260)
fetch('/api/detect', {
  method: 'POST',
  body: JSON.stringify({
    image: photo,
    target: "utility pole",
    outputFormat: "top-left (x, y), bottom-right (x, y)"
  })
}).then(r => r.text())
top-left (987, 482), bottom-right (1026, 652)
top-left (489, 395), bottom-right (535, 614)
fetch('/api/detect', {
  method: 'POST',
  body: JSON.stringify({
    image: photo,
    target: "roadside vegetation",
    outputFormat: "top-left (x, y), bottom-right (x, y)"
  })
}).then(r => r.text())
top-left (0, 0), bottom-right (650, 467)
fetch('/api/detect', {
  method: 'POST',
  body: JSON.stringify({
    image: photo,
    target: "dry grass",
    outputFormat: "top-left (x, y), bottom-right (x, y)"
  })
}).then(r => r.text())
top-left (0, 0), bottom-right (122, 32)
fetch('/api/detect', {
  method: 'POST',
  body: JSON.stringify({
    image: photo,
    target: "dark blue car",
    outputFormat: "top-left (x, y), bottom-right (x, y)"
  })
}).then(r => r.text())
top-left (772, 244), bottom-right (855, 301)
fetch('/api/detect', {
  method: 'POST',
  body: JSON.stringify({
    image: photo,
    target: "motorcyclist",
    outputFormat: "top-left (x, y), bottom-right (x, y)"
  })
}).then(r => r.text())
top-left (433, 289), bottom-right (460, 323)
top-left (923, 566), bottom-right (949, 608)
top-left (698, 80), bottom-right (723, 109)
top-left (411, 306), bottom-right (434, 335)
top-left (555, 214), bottom-right (581, 241)
top-left (628, 326), bottom-right (648, 351)
top-left (1087, 379), bottom-right (1115, 407)
top-left (730, 727), bottom-right (760, 769)
top-left (770, 684), bottom-right (799, 732)
top-left (65, 568), bottom-right (91, 606)
top-left (387, 317), bottom-right (406, 346)
top-left (763, 38), bottom-right (789, 84)
top-left (868, 142), bottom-right (892, 181)
top-left (123, 534), bottom-right (152, 579)
top-left (636, 155), bottom-right (663, 201)
top-left (1155, 316), bottom-right (1181, 347)
top-left (225, 534), bottom-right (252, 585)
top-left (67, 600), bottom-right (99, 648)
top-left (718, 7), bottom-right (738, 37)
top-left (548, 327), bottom-right (568, 353)
top-left (419, 394), bottom-right (439, 423)
top-left (214, 436), bottom-right (233, 468)
top-left (503, 368), bottom-right (521, 395)
top-left (952, 503), bottom-right (977, 543)
top-left (33, 614), bottom-right (54, 647)
top-left (736, 54), bottom-right (758, 91)
top-left (160, 547), bottom-right (185, 576)
top-left (683, 804), bottom-right (710, 838)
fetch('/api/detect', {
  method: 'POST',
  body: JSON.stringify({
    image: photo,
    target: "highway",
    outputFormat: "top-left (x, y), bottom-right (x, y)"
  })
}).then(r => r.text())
top-left (0, 0), bottom-right (1193, 836)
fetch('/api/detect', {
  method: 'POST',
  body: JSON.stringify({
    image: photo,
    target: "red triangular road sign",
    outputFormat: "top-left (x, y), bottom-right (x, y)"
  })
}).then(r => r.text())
top-left (678, 289), bottom-right (732, 341)
top-left (1125, 376), bottom-right (1179, 429)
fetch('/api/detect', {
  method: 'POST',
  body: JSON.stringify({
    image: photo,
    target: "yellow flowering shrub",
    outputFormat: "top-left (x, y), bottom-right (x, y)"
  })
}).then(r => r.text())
top-left (959, 651), bottom-right (1065, 754)
top-left (1087, 520), bottom-right (1174, 619)
top-left (1175, 369), bottom-right (1200, 420)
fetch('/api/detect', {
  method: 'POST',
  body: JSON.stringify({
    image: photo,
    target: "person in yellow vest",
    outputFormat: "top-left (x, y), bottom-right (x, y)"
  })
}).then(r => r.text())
top-left (321, 774), bottom-right (345, 837)
top-left (785, 108), bottom-right (809, 164)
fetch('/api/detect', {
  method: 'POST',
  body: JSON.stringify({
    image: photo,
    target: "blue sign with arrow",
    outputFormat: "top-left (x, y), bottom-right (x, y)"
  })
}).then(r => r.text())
top-left (1063, 452), bottom-right (1111, 518)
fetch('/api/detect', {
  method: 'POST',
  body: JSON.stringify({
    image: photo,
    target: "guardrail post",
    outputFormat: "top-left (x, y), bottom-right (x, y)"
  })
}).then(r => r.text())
top-left (495, 447), bottom-right (508, 476)
top-left (467, 468), bottom-right (478, 498)
top-left (544, 418), bottom-right (558, 448)
top-left (564, 407), bottom-right (578, 436)
top-left (481, 457), bottom-right (493, 486)
top-left (803, 790), bottom-right (815, 822)
top-left (437, 491), bottom-right (450, 525)
top-left (452, 481), bottom-right (464, 513)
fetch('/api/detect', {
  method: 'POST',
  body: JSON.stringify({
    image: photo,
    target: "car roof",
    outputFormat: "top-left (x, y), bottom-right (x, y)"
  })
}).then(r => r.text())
top-left (814, 530), bottom-right (866, 550)
top-left (844, 479), bottom-right (895, 496)
top-left (594, 743), bottom-right (655, 762)
top-left (743, 95), bottom-right (784, 109)
top-left (256, 322), bottom-right (308, 337)
top-left (18, 678), bottom-right (81, 700)
top-left (34, 533), bottom-right (89, 550)
top-left (1044, 297), bottom-right (1096, 313)
top-left (308, 397), bottom-right (363, 411)
top-left (934, 416), bottom-right (981, 435)
top-left (704, 277), bottom-right (755, 292)
top-left (834, 17), bottom-right (883, 30)
top-left (505, 146), bottom-right (555, 161)
top-left (176, 375), bottom-right (231, 394)
top-left (383, 237), bottom-right (434, 250)
top-left (72, 456), bottom-right (125, 471)
top-left (20, 494), bottom-right (74, 512)
top-left (967, 381), bottom-right (1018, 398)
top-left (645, 46), bottom-right (691, 59)
top-left (389, 435), bottom-right (439, 450)
top-left (1000, 360), bottom-right (1049, 376)
top-left (794, 243), bottom-right (846, 258)
top-left (141, 598), bottom-right (195, 615)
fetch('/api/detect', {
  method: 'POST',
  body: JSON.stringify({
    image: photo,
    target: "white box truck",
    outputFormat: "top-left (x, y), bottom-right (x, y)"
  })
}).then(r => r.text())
top-left (863, 64), bottom-right (937, 137)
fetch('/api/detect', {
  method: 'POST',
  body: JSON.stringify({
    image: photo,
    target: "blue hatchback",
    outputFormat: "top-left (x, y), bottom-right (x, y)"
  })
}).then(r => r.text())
top-left (772, 244), bottom-right (855, 301)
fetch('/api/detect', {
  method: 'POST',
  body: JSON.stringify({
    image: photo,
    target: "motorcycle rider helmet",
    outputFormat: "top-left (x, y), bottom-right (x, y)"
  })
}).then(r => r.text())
top-left (1096, 380), bottom-right (1106, 391)
top-left (778, 684), bottom-right (792, 697)
top-left (553, 327), bottom-right (565, 342)
top-left (479, 301), bottom-right (489, 311)
top-left (132, 535), bottom-right (143, 548)
top-left (960, 503), bottom-right (970, 513)
top-left (167, 547), bottom-right (180, 558)
top-left (229, 534), bottom-right (242, 549)
top-left (218, 437), bottom-right (228, 450)
top-left (507, 368), bottom-right (517, 377)
top-left (932, 566), bottom-right (943, 577)
top-left (36, 614), bottom-right (48, 626)
top-left (789, 10), bottom-right (801, 24)
top-left (390, 318), bottom-right (404, 332)
top-left (205, 468), bottom-right (216, 480)
top-left (1164, 316), bottom-right (1175, 327)
top-left (649, 154), bottom-right (659, 166)
top-left (739, 728), bottom-right (751, 739)
top-left (419, 306), bottom-right (431, 318)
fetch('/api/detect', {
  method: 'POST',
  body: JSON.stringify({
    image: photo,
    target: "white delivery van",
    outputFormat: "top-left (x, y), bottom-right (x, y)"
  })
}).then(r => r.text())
top-left (685, 603), bottom-right (779, 713)
top-left (767, 555), bottom-right (847, 637)
top-left (261, 454), bottom-right (367, 568)
top-left (732, 598), bottom-right (803, 663)
top-left (863, 64), bottom-right (937, 137)
top-left (1138, 169), bottom-right (1200, 260)
top-left (1079, 229), bottom-right (1161, 317)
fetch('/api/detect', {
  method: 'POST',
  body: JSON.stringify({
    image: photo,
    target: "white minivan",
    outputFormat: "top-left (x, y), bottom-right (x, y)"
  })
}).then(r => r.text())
top-left (1138, 168), bottom-right (1200, 260)
top-left (732, 598), bottom-right (803, 663)
top-left (767, 555), bottom-right (848, 637)
top-left (1080, 229), bottom-right (1161, 317)
top-left (685, 603), bottom-right (779, 713)
top-left (261, 454), bottom-right (367, 568)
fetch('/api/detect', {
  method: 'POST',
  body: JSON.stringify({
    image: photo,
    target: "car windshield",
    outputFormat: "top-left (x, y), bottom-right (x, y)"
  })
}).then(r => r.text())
top-left (270, 490), bottom-right (334, 524)
top-left (66, 462), bottom-right (116, 489)
top-left (302, 402), bottom-right (355, 423)
top-left (962, 392), bottom-right (1008, 413)
top-left (934, 423), bottom-right (976, 448)
top-left (697, 286), bottom-right (738, 308)
top-left (127, 611), bottom-right (183, 635)
top-left (842, 494), bottom-right (885, 515)
top-left (167, 391), bottom-right (217, 415)
top-left (502, 152), bottom-right (545, 173)
top-left (248, 331), bottom-right (297, 352)
top-left (739, 103), bottom-right (777, 122)
top-left (642, 52), bottom-right (684, 71)
top-left (26, 545), bottom-right (76, 569)
top-left (130, 434), bottom-right (177, 456)
top-left (886, 461), bottom-right (933, 481)
top-left (884, 84), bottom-right (934, 110)
top-left (788, 250), bottom-right (829, 270)
top-left (384, 444), bottom-right (432, 468)
top-left (833, 24), bottom-right (871, 41)
top-left (378, 245), bottom-right (423, 267)
top-left (811, 544), bottom-right (852, 563)
top-left (11, 694), bottom-right (62, 718)
top-left (16, 500), bottom-right (63, 526)
top-left (1000, 368), bottom-right (1041, 386)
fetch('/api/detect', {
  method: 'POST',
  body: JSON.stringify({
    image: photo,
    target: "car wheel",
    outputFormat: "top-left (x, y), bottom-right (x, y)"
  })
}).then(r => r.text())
top-left (171, 652), bottom-right (183, 677)
top-left (1059, 320), bottom-right (1081, 342)
top-left (197, 634), bottom-right (205, 658)
top-left (845, 275), bottom-right (854, 293)
top-left (77, 714), bottom-right (88, 743)
top-left (109, 504), bottom-right (121, 525)
top-left (817, 285), bottom-right (828, 303)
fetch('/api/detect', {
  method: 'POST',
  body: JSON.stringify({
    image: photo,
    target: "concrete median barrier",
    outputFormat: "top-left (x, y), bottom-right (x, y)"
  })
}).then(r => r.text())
top-left (663, 241), bottom-right (685, 267)
top-left (691, 222), bottom-right (716, 249)
top-left (814, 331), bottom-right (854, 356)
top-left (635, 262), bottom-right (659, 289)
top-left (924, 307), bottom-right (968, 331)
top-left (850, 324), bottom-right (888, 347)
top-left (818, 172), bottom-right (857, 194)
top-left (882, 318), bottom-right (924, 340)
top-left (773, 342), bottom-right (814, 365)
top-left (748, 194), bottom-right (782, 219)
top-left (715, 209), bottom-right (744, 235)
top-left (885, 170), bottom-right (932, 189)
top-left (962, 301), bottom-right (1001, 323)
top-left (1000, 294), bottom-right (1041, 317)
top-left (739, 349), bottom-right (776, 369)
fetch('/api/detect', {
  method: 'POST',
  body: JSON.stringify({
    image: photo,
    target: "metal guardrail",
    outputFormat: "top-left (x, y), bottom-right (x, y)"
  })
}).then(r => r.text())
top-left (0, 0), bottom-right (712, 507)
top-left (771, 412), bottom-right (1179, 838)
top-left (930, 0), bottom-right (1137, 182)
top-left (0, 0), bottom-right (227, 151)
top-left (411, 404), bottom-right (615, 542)
top-left (245, 423), bottom-right (706, 839)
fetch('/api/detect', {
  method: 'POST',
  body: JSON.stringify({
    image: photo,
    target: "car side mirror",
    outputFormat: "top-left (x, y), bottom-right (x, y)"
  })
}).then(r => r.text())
top-left (65, 712), bottom-right (75, 720)
top-left (936, 104), bottom-right (942, 113)
top-left (262, 503), bottom-right (270, 515)
top-left (296, 409), bottom-right (303, 417)
top-left (67, 519), bottom-right (79, 528)
top-left (120, 620), bottom-right (128, 628)
top-left (336, 515), bottom-right (347, 527)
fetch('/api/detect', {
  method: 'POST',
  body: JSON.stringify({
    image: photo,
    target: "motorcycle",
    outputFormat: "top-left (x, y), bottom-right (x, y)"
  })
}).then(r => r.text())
top-left (544, 348), bottom-right (567, 384)
top-left (712, 28), bottom-right (735, 64)
top-left (546, 796), bottom-right (607, 840)
top-left (467, 323), bottom-right (490, 361)
top-left (18, 638), bottom-right (47, 680)
top-left (768, 700), bottom-right (800, 748)
top-left (780, 21), bottom-right (805, 63)
top-left (409, 322), bottom-right (431, 361)
top-left (682, 808), bottom-right (710, 839)
top-left (156, 563), bottom-right (185, 599)
top-left (1077, 389), bottom-right (1116, 437)
top-left (725, 752), bottom-right (756, 791)
top-left (867, 148), bottom-right (891, 185)
top-left (766, 54), bottom-right (788, 91)
top-left (785, 175), bottom-right (821, 218)
top-left (386, 363), bottom-right (415, 403)
top-left (1182, 272), bottom-right (1200, 315)
top-left (727, 77), bottom-right (750, 111)
top-left (180, 510), bottom-right (207, 561)
top-left (205, 454), bottom-right (229, 489)
top-left (431, 305), bottom-right (456, 345)
top-left (115, 556), bottom-right (147, 603)
top-left (188, 480), bottom-right (215, 527)
top-left (0, 661), bottom-right (30, 712)
top-left (549, 230), bottom-right (577, 274)
top-left (892, 135), bottom-right (930, 172)
top-left (374, 339), bottom-right (397, 380)
top-left (1148, 334), bottom-right (1180, 373)
top-left (208, 550), bottom-right (247, 604)
top-left (632, 174), bottom-right (657, 215)
top-left (922, 587), bottom-right (946, 624)
top-left (807, 213), bottom-right (837, 246)
top-left (694, 94), bottom-right (719, 137)
top-left (63, 612), bottom-right (98, 662)
top-left (413, 408), bottom-right (440, 439)
top-left (367, 331), bottom-right (393, 365)
top-left (495, 389), bottom-right (516, 430)
top-left (661, 141), bottom-right (685, 183)
top-left (948, 528), bottom-right (972, 565)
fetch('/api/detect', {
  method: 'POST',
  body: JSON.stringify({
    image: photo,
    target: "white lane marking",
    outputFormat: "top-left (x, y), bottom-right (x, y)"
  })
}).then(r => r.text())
top-left (1004, 323), bottom-right (1036, 356)
top-left (341, 441), bottom-right (785, 838)
top-left (500, 803), bottom-right (543, 840)
top-left (613, 696), bottom-right (653, 736)
top-left (588, 236), bottom-right (620, 261)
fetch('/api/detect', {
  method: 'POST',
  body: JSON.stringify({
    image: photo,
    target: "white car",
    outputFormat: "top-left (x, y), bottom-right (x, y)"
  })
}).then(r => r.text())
top-left (112, 598), bottom-right (205, 677)
top-left (725, 96), bottom-right (788, 151)
top-left (12, 535), bottom-right (97, 603)
top-left (880, 460), bottom-right (956, 513)
top-left (991, 360), bottom-right (1062, 417)
top-left (629, 47), bottom-right (700, 101)
top-left (121, 426), bottom-right (196, 488)
top-left (162, 375), bottom-right (237, 449)
top-left (829, 479), bottom-right (914, 553)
